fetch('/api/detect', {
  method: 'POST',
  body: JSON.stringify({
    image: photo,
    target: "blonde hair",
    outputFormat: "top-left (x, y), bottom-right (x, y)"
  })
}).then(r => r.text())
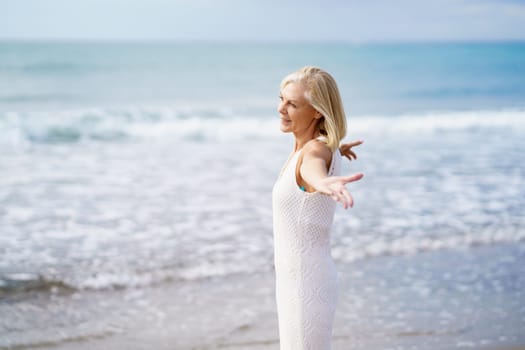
top-left (280, 66), bottom-right (347, 151)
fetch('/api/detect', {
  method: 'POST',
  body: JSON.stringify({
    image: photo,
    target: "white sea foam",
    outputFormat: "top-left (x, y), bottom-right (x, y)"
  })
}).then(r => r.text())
top-left (350, 108), bottom-right (525, 134)
top-left (333, 229), bottom-right (525, 263)
top-left (3, 227), bottom-right (523, 293)
top-left (1, 104), bottom-right (524, 294)
top-left (0, 107), bottom-right (524, 146)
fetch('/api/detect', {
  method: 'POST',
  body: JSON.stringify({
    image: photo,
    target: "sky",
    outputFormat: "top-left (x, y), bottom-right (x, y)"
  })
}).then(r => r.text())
top-left (1, 0), bottom-right (525, 42)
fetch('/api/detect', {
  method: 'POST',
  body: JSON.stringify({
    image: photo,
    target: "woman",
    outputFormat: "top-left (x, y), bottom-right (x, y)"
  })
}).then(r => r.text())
top-left (272, 66), bottom-right (363, 349)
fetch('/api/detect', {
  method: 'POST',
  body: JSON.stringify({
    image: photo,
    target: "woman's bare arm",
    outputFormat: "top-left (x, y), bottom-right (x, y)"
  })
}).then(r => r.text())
top-left (300, 141), bottom-right (364, 209)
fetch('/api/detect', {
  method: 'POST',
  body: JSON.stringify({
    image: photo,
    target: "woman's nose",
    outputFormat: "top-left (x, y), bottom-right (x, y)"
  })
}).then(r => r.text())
top-left (278, 102), bottom-right (286, 115)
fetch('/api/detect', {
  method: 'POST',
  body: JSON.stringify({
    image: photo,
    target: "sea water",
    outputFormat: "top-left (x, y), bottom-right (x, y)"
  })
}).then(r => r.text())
top-left (0, 41), bottom-right (524, 348)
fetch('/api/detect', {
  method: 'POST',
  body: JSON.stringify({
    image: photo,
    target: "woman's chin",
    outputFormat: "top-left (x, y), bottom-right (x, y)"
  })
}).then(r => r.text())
top-left (279, 124), bottom-right (292, 133)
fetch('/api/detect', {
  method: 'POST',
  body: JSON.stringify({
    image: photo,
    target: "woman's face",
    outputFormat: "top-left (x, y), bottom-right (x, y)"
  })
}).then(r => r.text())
top-left (278, 82), bottom-right (319, 134)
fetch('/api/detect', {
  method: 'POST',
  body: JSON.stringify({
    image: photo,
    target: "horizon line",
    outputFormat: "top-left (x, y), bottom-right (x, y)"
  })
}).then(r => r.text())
top-left (1, 37), bottom-right (525, 45)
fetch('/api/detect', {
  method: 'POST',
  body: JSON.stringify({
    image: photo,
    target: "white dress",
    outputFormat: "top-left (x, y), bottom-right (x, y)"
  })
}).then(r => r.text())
top-left (272, 143), bottom-right (341, 350)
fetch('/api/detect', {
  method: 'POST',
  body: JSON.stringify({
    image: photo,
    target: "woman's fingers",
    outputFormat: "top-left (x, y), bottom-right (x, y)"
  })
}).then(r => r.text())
top-left (322, 173), bottom-right (363, 208)
top-left (327, 183), bottom-right (356, 209)
top-left (341, 140), bottom-right (363, 149)
top-left (343, 173), bottom-right (364, 184)
top-left (341, 188), bottom-right (354, 209)
top-left (340, 140), bottom-right (363, 161)
top-left (342, 150), bottom-right (356, 161)
top-left (330, 191), bottom-right (349, 209)
top-left (347, 139), bottom-right (364, 148)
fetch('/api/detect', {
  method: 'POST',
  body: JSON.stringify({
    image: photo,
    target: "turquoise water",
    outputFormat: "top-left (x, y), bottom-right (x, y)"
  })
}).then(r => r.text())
top-left (0, 41), bottom-right (524, 348)
top-left (1, 41), bottom-right (524, 114)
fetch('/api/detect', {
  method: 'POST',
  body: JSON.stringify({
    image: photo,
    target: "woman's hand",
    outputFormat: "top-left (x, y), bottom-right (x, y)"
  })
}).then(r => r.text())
top-left (300, 139), bottom-right (364, 209)
top-left (339, 140), bottom-right (363, 161)
top-left (316, 173), bottom-right (364, 209)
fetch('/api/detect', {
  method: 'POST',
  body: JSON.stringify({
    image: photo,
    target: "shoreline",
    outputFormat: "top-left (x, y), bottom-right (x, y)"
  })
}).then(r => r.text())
top-left (2, 242), bottom-right (523, 350)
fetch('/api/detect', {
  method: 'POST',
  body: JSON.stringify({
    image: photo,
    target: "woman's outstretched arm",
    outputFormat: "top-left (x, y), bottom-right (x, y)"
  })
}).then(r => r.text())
top-left (300, 141), bottom-right (364, 209)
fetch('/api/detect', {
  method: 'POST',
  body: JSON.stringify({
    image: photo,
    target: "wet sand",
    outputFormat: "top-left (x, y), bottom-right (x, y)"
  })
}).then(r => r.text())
top-left (25, 243), bottom-right (524, 350)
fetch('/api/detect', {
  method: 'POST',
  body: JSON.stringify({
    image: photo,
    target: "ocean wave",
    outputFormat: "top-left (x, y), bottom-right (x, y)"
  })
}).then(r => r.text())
top-left (0, 256), bottom-right (259, 296)
top-left (2, 231), bottom-right (523, 296)
top-left (333, 229), bottom-right (525, 263)
top-left (0, 273), bottom-right (75, 297)
top-left (0, 107), bottom-right (524, 146)
top-left (0, 107), bottom-right (275, 146)
top-left (350, 108), bottom-right (525, 134)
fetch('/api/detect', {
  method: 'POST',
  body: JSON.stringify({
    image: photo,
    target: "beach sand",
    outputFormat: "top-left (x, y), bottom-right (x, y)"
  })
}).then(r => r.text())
top-left (27, 242), bottom-right (523, 350)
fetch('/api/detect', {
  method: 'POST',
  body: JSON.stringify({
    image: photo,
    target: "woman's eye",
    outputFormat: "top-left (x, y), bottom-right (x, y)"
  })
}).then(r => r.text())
top-left (290, 103), bottom-right (296, 108)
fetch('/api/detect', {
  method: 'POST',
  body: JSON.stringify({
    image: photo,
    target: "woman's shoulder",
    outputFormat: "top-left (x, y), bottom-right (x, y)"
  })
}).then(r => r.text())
top-left (303, 137), bottom-right (333, 163)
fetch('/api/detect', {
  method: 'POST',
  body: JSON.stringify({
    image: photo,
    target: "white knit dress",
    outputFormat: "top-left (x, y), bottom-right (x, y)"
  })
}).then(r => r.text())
top-left (272, 144), bottom-right (341, 350)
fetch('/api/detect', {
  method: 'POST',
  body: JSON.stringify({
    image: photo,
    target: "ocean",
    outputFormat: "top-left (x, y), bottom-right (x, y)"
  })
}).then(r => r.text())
top-left (0, 41), bottom-right (524, 349)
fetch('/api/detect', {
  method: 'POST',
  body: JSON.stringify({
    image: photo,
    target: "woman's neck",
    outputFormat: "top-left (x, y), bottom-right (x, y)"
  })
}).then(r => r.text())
top-left (293, 130), bottom-right (321, 152)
